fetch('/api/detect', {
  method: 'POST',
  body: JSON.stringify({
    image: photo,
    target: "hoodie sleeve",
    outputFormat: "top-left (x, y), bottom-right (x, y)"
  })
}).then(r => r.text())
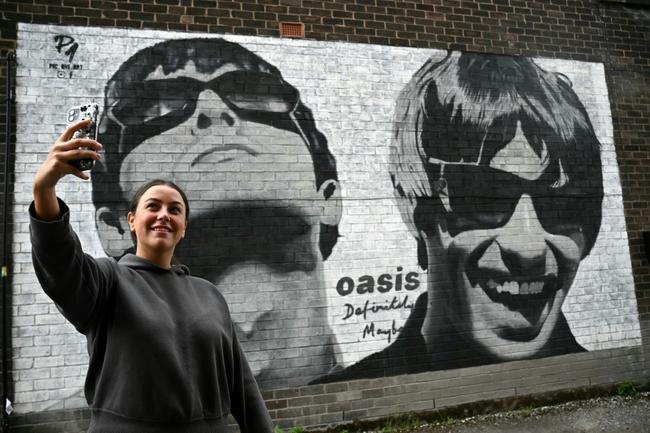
top-left (29, 198), bottom-right (115, 334)
top-left (229, 321), bottom-right (274, 433)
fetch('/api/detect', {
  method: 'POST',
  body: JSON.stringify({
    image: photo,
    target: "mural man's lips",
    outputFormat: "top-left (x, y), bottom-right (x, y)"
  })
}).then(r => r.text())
top-left (478, 274), bottom-right (560, 326)
top-left (191, 144), bottom-right (259, 166)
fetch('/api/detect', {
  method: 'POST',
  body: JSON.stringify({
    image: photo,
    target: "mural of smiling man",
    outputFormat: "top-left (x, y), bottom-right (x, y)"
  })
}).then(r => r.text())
top-left (317, 51), bottom-right (604, 381)
top-left (90, 38), bottom-right (343, 389)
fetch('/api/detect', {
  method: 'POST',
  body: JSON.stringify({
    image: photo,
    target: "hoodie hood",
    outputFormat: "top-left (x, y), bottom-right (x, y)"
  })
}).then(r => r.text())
top-left (118, 253), bottom-right (190, 275)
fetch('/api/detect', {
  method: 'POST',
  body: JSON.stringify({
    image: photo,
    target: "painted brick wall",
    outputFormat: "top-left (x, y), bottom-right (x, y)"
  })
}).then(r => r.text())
top-left (600, 2), bottom-right (650, 321)
top-left (0, 1), bottom-right (648, 432)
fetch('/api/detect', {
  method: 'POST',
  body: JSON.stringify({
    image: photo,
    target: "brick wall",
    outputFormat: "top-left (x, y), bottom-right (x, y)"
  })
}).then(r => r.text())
top-left (0, 0), bottom-right (638, 56)
top-left (599, 1), bottom-right (650, 320)
top-left (0, 1), bottom-right (649, 432)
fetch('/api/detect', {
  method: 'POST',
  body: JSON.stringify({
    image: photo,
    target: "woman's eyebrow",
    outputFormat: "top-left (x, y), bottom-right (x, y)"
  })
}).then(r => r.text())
top-left (144, 198), bottom-right (183, 207)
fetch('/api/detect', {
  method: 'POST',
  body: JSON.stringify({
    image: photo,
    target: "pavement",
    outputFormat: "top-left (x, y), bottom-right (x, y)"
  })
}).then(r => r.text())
top-left (403, 393), bottom-right (650, 433)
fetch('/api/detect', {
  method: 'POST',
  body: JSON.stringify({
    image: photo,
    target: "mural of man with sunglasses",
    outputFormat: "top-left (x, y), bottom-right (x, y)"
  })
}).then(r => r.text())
top-left (91, 38), bottom-right (343, 389)
top-left (317, 51), bottom-right (604, 382)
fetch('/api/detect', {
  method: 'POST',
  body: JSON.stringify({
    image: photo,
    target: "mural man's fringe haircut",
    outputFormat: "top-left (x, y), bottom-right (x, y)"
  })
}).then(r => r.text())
top-left (389, 51), bottom-right (604, 268)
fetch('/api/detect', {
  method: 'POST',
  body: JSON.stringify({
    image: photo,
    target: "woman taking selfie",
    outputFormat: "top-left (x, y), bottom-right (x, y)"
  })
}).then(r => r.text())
top-left (30, 119), bottom-right (274, 433)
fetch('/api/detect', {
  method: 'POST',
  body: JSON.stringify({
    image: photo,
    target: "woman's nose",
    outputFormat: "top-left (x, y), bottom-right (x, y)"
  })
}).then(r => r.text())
top-left (157, 209), bottom-right (171, 221)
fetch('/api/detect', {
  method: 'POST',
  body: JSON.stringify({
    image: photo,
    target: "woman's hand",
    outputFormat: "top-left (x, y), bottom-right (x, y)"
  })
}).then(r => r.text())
top-left (32, 119), bottom-right (102, 220)
top-left (34, 119), bottom-right (102, 187)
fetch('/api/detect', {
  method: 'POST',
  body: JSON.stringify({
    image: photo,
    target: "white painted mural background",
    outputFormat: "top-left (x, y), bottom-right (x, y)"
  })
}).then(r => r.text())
top-left (11, 23), bottom-right (641, 412)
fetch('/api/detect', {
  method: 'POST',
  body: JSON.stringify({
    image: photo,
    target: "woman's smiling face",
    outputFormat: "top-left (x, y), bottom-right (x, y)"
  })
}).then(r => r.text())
top-left (128, 185), bottom-right (188, 266)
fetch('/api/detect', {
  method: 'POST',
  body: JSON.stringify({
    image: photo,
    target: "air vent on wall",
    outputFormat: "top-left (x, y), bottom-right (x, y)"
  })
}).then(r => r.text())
top-left (280, 22), bottom-right (305, 38)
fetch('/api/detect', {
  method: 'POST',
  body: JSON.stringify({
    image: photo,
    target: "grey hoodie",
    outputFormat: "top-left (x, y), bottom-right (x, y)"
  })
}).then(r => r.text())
top-left (30, 199), bottom-right (273, 433)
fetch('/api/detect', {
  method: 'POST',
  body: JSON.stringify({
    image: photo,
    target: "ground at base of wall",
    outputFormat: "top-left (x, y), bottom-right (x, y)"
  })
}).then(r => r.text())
top-left (344, 393), bottom-right (650, 433)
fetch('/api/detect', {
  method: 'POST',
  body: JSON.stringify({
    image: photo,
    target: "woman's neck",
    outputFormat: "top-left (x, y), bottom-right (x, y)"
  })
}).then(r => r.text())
top-left (135, 246), bottom-right (173, 269)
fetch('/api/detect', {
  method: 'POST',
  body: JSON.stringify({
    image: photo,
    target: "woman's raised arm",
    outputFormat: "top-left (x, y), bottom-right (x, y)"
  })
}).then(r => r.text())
top-left (32, 118), bottom-right (102, 221)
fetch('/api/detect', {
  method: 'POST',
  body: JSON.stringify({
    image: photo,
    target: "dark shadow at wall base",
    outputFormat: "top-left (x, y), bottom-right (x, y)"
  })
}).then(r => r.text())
top-left (10, 372), bottom-right (650, 433)
top-left (8, 409), bottom-right (245, 433)
top-left (9, 408), bottom-right (90, 433)
top-left (313, 381), bottom-right (650, 433)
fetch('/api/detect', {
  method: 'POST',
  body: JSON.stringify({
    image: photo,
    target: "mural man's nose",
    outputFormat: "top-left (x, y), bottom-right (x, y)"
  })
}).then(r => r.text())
top-left (496, 194), bottom-right (552, 277)
top-left (192, 89), bottom-right (238, 133)
top-left (196, 113), bottom-right (211, 129)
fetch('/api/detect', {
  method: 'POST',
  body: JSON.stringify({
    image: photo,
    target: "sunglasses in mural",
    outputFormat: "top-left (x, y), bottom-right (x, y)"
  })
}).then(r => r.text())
top-left (107, 70), bottom-right (309, 143)
top-left (427, 157), bottom-right (599, 240)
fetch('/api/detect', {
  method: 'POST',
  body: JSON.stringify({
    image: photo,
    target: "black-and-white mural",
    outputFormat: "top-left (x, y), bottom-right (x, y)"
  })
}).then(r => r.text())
top-left (318, 51), bottom-right (606, 382)
top-left (11, 24), bottom-right (641, 413)
top-left (90, 38), bottom-right (342, 389)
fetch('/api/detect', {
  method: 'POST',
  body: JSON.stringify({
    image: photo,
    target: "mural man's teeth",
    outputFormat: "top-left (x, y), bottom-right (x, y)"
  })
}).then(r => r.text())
top-left (518, 281), bottom-right (545, 295)
top-left (520, 282), bottom-right (529, 294)
top-left (505, 281), bottom-right (518, 295)
top-left (489, 280), bottom-right (548, 296)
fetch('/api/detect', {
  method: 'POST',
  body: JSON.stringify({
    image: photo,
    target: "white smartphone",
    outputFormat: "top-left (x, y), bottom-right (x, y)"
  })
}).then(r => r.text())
top-left (66, 103), bottom-right (99, 171)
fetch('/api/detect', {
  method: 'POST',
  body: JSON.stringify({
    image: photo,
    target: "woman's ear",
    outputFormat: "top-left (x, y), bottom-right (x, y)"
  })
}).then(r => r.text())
top-left (181, 219), bottom-right (188, 240)
top-left (317, 179), bottom-right (342, 226)
top-left (95, 206), bottom-right (132, 257)
top-left (127, 211), bottom-right (135, 233)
